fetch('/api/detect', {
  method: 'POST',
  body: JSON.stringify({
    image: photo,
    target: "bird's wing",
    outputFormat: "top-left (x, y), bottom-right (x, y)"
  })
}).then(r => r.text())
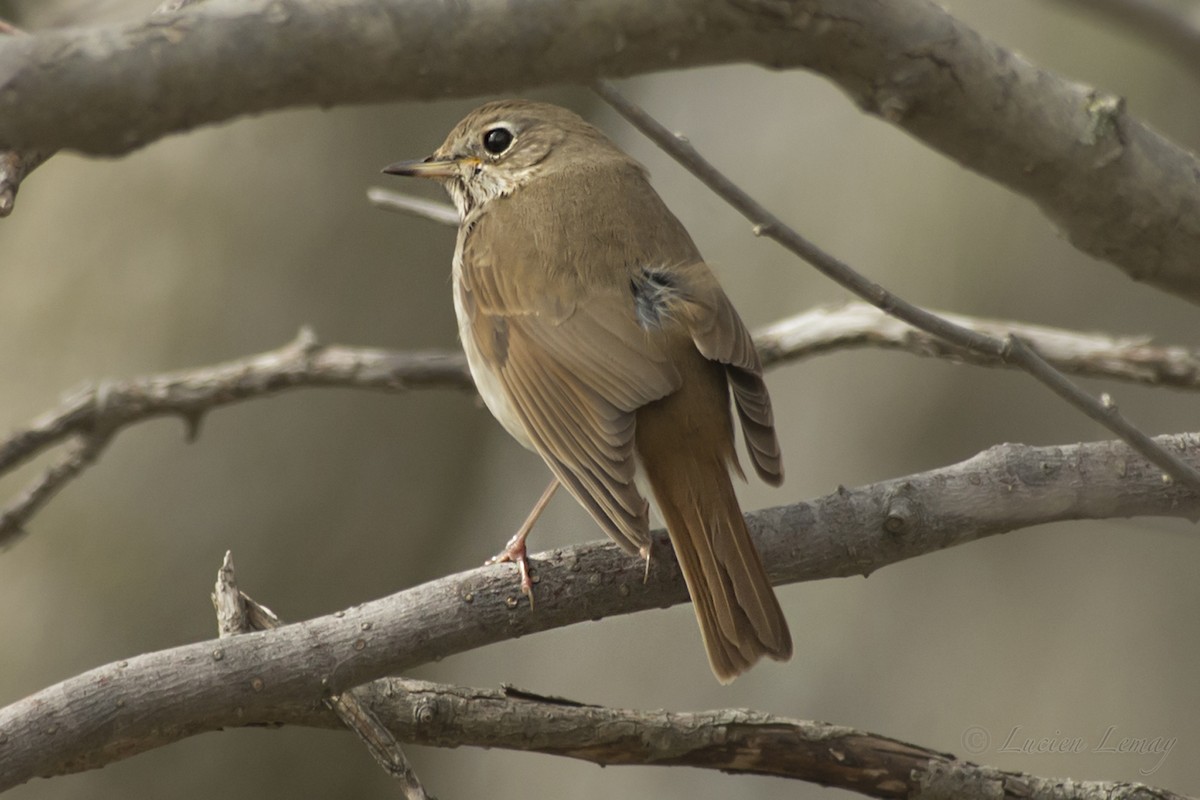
top-left (460, 248), bottom-right (681, 554)
top-left (665, 262), bottom-right (783, 486)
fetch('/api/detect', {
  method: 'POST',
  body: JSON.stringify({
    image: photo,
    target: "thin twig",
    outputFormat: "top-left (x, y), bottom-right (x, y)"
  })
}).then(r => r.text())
top-left (364, 177), bottom-right (1200, 393)
top-left (1003, 335), bottom-right (1191, 487)
top-left (756, 302), bottom-right (1200, 387)
top-left (366, 188), bottom-right (1200, 392)
top-left (367, 185), bottom-right (1200, 394)
top-left (0, 327), bottom-right (470, 546)
top-left (0, 433), bottom-right (111, 548)
top-left (593, 79), bottom-right (1200, 495)
top-left (2, 432), bottom-right (1198, 790)
top-left (212, 552), bottom-right (433, 800)
top-left (367, 187), bottom-right (460, 226)
top-left (0, 326), bottom-right (471, 476)
top-left (5, 310), bottom-right (1200, 545)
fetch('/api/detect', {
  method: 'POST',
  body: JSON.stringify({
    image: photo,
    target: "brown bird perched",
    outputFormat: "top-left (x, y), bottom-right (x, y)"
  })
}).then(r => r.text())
top-left (384, 100), bottom-right (792, 682)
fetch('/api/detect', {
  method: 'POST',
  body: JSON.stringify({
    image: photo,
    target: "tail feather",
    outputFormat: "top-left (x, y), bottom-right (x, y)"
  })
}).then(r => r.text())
top-left (644, 448), bottom-right (793, 683)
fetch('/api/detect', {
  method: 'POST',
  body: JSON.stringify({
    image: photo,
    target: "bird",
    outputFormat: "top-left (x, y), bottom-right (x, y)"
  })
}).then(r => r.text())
top-left (383, 100), bottom-right (792, 682)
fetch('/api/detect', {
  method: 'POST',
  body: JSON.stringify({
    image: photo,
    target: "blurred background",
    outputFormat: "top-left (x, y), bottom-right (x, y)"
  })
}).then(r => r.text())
top-left (1, 1), bottom-right (1198, 797)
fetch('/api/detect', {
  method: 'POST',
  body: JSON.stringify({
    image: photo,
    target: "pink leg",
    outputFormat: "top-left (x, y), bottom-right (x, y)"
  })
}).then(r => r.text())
top-left (487, 478), bottom-right (560, 604)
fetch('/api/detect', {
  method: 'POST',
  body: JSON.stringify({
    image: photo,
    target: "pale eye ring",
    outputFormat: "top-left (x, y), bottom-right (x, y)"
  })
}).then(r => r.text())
top-left (482, 126), bottom-right (515, 156)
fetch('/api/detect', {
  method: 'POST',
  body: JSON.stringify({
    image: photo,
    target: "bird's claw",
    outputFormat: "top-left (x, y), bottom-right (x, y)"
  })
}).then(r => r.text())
top-left (486, 532), bottom-right (535, 608)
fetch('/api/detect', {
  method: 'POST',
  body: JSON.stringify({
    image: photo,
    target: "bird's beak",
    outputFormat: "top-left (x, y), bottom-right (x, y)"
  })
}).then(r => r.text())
top-left (381, 155), bottom-right (476, 179)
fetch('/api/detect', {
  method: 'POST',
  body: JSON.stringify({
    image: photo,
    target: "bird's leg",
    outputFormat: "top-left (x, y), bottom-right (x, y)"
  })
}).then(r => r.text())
top-left (640, 541), bottom-right (653, 585)
top-left (487, 478), bottom-right (560, 603)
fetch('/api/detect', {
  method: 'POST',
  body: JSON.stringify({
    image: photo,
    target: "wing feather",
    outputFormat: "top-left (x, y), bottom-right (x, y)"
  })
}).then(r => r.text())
top-left (670, 263), bottom-right (784, 486)
top-left (463, 243), bottom-right (681, 552)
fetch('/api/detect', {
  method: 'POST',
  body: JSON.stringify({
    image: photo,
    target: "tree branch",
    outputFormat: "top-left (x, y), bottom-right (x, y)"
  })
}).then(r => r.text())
top-left (0, 147), bottom-right (49, 217)
top-left (0, 18), bottom-right (50, 217)
top-left (0, 326), bottom-right (471, 475)
top-left (757, 301), bottom-right (1200, 387)
top-left (0, 327), bottom-right (471, 545)
top-left (368, 187), bottom-right (460, 226)
top-left (0, 431), bottom-right (112, 547)
top-left (595, 80), bottom-right (1200, 494)
top-left (212, 552), bottom-right (1187, 800)
top-left (1, 432), bottom-right (1197, 790)
top-left (213, 553), bottom-right (432, 800)
top-left (2, 1), bottom-right (1199, 304)
top-left (284, 680), bottom-right (1185, 800)
top-left (5, 308), bottom-right (1200, 546)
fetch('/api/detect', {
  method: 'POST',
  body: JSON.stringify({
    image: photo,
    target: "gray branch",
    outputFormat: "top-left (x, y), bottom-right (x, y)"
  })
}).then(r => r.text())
top-left (0, 327), bottom-right (471, 544)
top-left (0, 433), bottom-right (1197, 791)
top-left (755, 302), bottom-right (1200, 387)
top-left (0, 16), bottom-right (50, 217)
top-left (4, 310), bottom-right (1199, 545)
top-left (368, 187), bottom-right (461, 227)
top-left (0, 326), bottom-right (472, 478)
top-left (218, 552), bottom-right (1188, 799)
top-left (214, 553), bottom-right (432, 800)
top-left (1, 1), bottom-right (1199, 304)
top-left (0, 147), bottom-right (50, 217)
top-left (289, 679), bottom-right (1185, 800)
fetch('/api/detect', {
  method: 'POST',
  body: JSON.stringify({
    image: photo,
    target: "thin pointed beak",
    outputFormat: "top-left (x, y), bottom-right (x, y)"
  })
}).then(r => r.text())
top-left (381, 155), bottom-right (474, 179)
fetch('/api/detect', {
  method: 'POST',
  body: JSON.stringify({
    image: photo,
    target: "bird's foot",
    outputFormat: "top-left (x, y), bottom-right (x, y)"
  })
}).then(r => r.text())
top-left (486, 532), bottom-right (535, 608)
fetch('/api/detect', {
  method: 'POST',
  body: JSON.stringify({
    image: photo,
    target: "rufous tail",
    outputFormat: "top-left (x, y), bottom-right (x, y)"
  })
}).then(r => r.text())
top-left (641, 446), bottom-right (792, 683)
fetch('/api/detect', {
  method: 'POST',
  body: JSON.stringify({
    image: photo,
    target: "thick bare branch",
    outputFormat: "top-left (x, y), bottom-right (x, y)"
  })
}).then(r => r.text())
top-left (0, 0), bottom-right (227, 215)
top-left (1, 433), bottom-right (1197, 790)
top-left (0, 18), bottom-right (50, 217)
top-left (213, 553), bottom-right (432, 800)
top-left (1, 1), bottom-right (1198, 303)
top-left (255, 679), bottom-right (1185, 800)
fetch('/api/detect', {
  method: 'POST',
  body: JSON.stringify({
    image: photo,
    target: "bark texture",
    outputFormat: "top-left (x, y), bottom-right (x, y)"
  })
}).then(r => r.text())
top-left (0, 0), bottom-right (1199, 300)
top-left (1, 433), bottom-right (1197, 791)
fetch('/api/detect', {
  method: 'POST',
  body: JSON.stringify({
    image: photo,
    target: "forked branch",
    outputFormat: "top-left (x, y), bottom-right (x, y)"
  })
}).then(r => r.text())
top-left (1, 433), bottom-right (1197, 791)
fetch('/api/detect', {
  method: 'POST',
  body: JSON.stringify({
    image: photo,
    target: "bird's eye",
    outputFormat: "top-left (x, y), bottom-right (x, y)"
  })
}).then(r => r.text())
top-left (482, 126), bottom-right (514, 155)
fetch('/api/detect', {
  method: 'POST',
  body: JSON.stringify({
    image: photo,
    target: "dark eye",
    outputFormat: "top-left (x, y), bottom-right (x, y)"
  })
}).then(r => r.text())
top-left (482, 126), bottom-right (514, 155)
